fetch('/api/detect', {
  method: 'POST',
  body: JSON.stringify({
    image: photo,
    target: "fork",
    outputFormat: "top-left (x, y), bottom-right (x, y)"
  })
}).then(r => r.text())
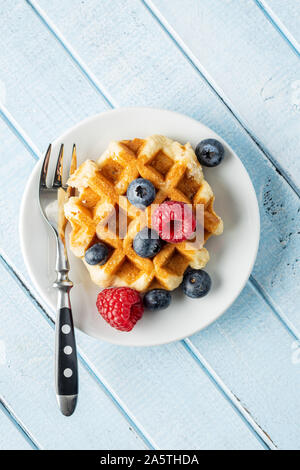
top-left (39, 143), bottom-right (78, 416)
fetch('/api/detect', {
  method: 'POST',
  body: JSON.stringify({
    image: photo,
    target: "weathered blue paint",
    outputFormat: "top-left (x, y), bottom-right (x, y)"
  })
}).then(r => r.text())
top-left (0, 0), bottom-right (299, 450)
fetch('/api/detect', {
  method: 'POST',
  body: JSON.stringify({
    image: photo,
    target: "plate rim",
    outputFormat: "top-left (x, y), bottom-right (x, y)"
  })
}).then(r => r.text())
top-left (19, 106), bottom-right (260, 346)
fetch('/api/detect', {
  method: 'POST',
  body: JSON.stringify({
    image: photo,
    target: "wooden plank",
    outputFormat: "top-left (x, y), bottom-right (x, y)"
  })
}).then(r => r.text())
top-left (187, 282), bottom-right (300, 450)
top-left (259, 0), bottom-right (300, 48)
top-left (0, 0), bottom-right (298, 449)
top-left (0, 1), bottom-right (107, 151)
top-left (31, 0), bottom-right (300, 332)
top-left (0, 409), bottom-right (33, 450)
top-left (0, 122), bottom-right (263, 449)
top-left (22, 0), bottom-right (300, 449)
top-left (0, 259), bottom-right (149, 450)
top-left (145, 0), bottom-right (300, 195)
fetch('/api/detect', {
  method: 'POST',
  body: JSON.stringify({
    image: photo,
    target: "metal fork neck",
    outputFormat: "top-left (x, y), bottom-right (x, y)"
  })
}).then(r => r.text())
top-left (52, 235), bottom-right (73, 299)
top-left (54, 231), bottom-right (70, 273)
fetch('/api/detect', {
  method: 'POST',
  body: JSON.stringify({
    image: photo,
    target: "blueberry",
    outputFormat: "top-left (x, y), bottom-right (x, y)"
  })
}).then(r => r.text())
top-left (182, 269), bottom-right (211, 298)
top-left (127, 178), bottom-right (156, 209)
top-left (133, 227), bottom-right (163, 258)
top-left (85, 242), bottom-right (109, 266)
top-left (195, 139), bottom-right (224, 167)
top-left (143, 289), bottom-right (171, 310)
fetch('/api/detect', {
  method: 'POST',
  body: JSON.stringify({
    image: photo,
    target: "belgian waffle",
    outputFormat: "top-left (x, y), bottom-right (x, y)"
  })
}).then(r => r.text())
top-left (64, 135), bottom-right (223, 291)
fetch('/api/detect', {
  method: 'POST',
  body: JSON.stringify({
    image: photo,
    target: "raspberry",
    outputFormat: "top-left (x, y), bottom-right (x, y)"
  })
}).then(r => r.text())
top-left (152, 200), bottom-right (196, 243)
top-left (96, 287), bottom-right (144, 332)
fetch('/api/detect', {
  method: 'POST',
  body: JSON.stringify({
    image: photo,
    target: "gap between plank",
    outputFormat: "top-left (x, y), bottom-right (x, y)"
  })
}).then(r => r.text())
top-left (0, 251), bottom-right (268, 450)
top-left (0, 59), bottom-right (294, 453)
top-left (254, 0), bottom-right (300, 59)
top-left (0, 105), bottom-right (40, 159)
top-left (25, 0), bottom-right (117, 109)
top-left (0, 396), bottom-right (41, 450)
top-left (0, 253), bottom-right (156, 450)
top-left (26, 0), bottom-right (300, 199)
top-left (249, 275), bottom-right (300, 341)
top-left (0, 0), bottom-right (300, 346)
top-left (141, 0), bottom-right (300, 200)
top-left (0, 113), bottom-right (284, 449)
top-left (1, 2), bottom-right (297, 448)
top-left (182, 339), bottom-right (277, 450)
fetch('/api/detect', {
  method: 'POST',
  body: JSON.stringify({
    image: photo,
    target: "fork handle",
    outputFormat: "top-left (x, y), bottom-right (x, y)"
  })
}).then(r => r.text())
top-left (55, 287), bottom-right (78, 416)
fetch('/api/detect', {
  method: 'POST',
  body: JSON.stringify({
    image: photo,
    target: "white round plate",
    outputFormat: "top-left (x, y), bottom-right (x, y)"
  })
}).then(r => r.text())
top-left (20, 108), bottom-right (260, 346)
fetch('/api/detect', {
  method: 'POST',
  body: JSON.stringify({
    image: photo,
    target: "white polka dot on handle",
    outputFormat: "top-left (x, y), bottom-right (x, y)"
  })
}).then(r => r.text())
top-left (62, 324), bottom-right (71, 334)
top-left (63, 368), bottom-right (73, 378)
top-left (64, 346), bottom-right (72, 355)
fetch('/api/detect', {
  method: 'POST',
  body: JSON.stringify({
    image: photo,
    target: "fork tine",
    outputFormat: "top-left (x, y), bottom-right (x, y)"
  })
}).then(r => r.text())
top-left (67, 144), bottom-right (77, 196)
top-left (53, 144), bottom-right (64, 188)
top-left (70, 144), bottom-right (77, 175)
top-left (39, 143), bottom-right (51, 188)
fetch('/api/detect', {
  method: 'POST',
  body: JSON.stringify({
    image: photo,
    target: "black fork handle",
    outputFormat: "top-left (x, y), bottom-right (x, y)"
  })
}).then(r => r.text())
top-left (54, 288), bottom-right (78, 416)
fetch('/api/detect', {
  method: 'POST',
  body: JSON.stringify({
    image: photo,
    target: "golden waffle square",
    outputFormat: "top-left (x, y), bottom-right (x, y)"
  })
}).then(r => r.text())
top-left (64, 135), bottom-right (223, 291)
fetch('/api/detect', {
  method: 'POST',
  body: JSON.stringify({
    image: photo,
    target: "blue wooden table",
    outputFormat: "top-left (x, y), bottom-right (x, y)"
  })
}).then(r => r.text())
top-left (0, 0), bottom-right (300, 450)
